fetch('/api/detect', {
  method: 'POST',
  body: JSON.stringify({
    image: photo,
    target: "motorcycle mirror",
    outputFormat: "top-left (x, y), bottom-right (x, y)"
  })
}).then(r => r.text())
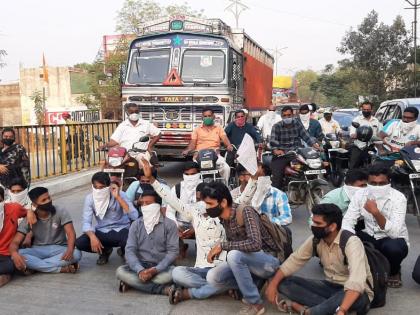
top-left (94, 135), bottom-right (103, 142)
top-left (351, 122), bottom-right (360, 129)
top-left (139, 136), bottom-right (150, 142)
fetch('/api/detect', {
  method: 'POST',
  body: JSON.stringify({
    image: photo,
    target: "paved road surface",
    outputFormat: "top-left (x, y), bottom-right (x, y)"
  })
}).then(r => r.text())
top-left (1, 162), bottom-right (419, 314)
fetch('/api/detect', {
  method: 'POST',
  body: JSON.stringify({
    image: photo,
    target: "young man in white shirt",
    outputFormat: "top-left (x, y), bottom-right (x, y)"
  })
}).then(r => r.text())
top-left (319, 108), bottom-right (341, 135)
top-left (349, 102), bottom-right (383, 169)
top-left (257, 105), bottom-right (282, 140)
top-left (342, 165), bottom-right (409, 288)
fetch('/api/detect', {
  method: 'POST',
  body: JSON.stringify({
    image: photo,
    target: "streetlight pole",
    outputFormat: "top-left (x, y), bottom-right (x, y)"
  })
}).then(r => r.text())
top-left (225, 0), bottom-right (249, 28)
top-left (268, 47), bottom-right (288, 76)
top-left (406, 0), bottom-right (420, 97)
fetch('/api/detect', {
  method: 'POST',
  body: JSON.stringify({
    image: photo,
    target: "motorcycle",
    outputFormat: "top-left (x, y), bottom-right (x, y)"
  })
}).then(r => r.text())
top-left (189, 149), bottom-right (226, 184)
top-left (95, 135), bottom-right (150, 190)
top-left (323, 132), bottom-right (350, 187)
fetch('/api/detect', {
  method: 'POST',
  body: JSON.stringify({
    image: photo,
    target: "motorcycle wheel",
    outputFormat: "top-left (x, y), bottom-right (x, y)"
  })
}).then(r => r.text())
top-left (330, 171), bottom-right (344, 188)
top-left (306, 186), bottom-right (325, 212)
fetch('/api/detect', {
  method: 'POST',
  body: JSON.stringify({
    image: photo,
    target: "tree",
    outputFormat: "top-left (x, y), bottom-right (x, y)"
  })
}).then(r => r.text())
top-left (294, 69), bottom-right (327, 104)
top-left (115, 0), bottom-right (204, 34)
top-left (30, 90), bottom-right (47, 125)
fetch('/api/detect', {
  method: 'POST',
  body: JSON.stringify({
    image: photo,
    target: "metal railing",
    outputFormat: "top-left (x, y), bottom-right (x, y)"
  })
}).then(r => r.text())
top-left (9, 121), bottom-right (119, 180)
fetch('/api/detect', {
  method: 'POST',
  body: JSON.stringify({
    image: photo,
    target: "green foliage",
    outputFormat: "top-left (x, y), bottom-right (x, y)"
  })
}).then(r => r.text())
top-left (294, 69), bottom-right (327, 104)
top-left (76, 94), bottom-right (100, 110)
top-left (30, 90), bottom-right (47, 125)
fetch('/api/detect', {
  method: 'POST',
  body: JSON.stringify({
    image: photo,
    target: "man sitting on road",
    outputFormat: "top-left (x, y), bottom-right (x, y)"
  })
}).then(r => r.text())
top-left (349, 102), bottom-right (382, 169)
top-left (319, 108), bottom-right (341, 135)
top-left (265, 204), bottom-right (373, 315)
top-left (343, 165), bottom-right (409, 288)
top-left (225, 109), bottom-right (261, 149)
top-left (203, 181), bottom-right (281, 315)
top-left (257, 105), bottom-right (282, 140)
top-left (116, 190), bottom-right (179, 297)
top-left (75, 172), bottom-right (138, 265)
top-left (9, 187), bottom-right (82, 274)
top-left (182, 107), bottom-right (234, 184)
top-left (298, 104), bottom-right (323, 140)
top-left (102, 103), bottom-right (161, 152)
top-left (230, 164), bottom-right (253, 202)
top-left (321, 169), bottom-right (368, 214)
top-left (270, 106), bottom-right (320, 189)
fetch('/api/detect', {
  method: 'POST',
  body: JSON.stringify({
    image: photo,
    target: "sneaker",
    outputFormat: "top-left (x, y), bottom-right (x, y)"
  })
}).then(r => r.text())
top-left (96, 248), bottom-right (113, 265)
top-left (0, 274), bottom-right (11, 287)
top-left (238, 304), bottom-right (265, 315)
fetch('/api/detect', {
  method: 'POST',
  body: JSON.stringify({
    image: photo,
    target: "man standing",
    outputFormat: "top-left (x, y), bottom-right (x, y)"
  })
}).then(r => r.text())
top-left (349, 102), bottom-right (382, 168)
top-left (225, 110), bottom-right (261, 148)
top-left (182, 107), bottom-right (234, 183)
top-left (319, 108), bottom-right (341, 135)
top-left (257, 105), bottom-right (282, 140)
top-left (265, 204), bottom-right (372, 315)
top-left (203, 182), bottom-right (281, 315)
top-left (298, 104), bottom-right (323, 140)
top-left (116, 190), bottom-right (179, 296)
top-left (75, 172), bottom-right (138, 265)
top-left (270, 106), bottom-right (320, 189)
top-left (343, 165), bottom-right (409, 288)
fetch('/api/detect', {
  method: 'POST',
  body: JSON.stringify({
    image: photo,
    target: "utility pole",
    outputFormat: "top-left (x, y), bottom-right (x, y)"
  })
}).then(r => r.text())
top-left (268, 46), bottom-right (288, 76)
top-left (225, 0), bottom-right (249, 28)
top-left (406, 0), bottom-right (420, 97)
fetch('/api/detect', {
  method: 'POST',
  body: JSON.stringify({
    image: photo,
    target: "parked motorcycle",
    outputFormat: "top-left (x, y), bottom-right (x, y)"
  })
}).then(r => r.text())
top-left (188, 149), bottom-right (226, 184)
top-left (323, 132), bottom-right (350, 187)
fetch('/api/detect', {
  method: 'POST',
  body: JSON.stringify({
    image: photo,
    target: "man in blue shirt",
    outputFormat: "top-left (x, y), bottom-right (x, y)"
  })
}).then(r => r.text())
top-left (75, 172), bottom-right (138, 265)
top-left (298, 104), bottom-right (323, 140)
top-left (225, 110), bottom-right (261, 148)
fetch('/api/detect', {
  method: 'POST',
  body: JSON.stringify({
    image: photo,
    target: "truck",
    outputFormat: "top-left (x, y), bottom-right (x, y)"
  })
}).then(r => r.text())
top-left (120, 15), bottom-right (274, 158)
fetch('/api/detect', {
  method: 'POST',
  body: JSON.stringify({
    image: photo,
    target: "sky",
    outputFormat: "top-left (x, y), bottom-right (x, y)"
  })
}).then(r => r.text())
top-left (0, 0), bottom-right (415, 82)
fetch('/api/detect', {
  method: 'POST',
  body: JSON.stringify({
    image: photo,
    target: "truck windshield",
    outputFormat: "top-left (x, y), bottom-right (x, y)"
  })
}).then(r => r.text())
top-left (127, 49), bottom-right (170, 84)
top-left (181, 50), bottom-right (225, 83)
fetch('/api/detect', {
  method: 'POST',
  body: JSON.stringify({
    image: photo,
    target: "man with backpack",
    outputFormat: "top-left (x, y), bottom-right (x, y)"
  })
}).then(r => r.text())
top-left (266, 204), bottom-right (373, 315)
top-left (203, 181), bottom-right (291, 315)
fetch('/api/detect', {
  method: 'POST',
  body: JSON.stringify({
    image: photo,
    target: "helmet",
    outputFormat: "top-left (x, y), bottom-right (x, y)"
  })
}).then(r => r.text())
top-left (356, 125), bottom-right (373, 142)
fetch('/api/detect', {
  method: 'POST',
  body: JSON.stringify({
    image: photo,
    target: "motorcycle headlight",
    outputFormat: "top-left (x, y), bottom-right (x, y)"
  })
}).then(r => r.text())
top-left (109, 157), bottom-right (123, 167)
top-left (307, 158), bottom-right (322, 169)
top-left (290, 161), bottom-right (303, 171)
top-left (412, 160), bottom-right (420, 172)
top-left (330, 141), bottom-right (340, 149)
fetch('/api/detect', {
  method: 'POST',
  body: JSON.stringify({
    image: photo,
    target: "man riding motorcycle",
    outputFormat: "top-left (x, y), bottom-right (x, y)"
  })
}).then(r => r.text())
top-left (270, 106), bottom-right (320, 189)
top-left (182, 107), bottom-right (233, 184)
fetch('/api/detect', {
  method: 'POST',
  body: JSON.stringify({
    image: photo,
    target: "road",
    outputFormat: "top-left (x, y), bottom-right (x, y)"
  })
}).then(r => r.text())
top-left (0, 161), bottom-right (419, 314)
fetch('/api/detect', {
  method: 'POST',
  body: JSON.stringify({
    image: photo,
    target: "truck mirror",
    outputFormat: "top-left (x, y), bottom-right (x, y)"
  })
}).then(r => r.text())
top-left (119, 63), bottom-right (127, 85)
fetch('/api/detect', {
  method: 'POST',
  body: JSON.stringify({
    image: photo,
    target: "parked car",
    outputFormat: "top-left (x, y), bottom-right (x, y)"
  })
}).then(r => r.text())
top-left (375, 98), bottom-right (420, 125)
top-left (332, 111), bottom-right (354, 131)
top-left (335, 108), bottom-right (360, 118)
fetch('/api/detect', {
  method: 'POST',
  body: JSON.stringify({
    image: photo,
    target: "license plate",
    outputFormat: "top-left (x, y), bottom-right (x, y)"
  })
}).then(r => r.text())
top-left (104, 168), bottom-right (125, 173)
top-left (305, 169), bottom-right (326, 175)
top-left (409, 173), bottom-right (420, 179)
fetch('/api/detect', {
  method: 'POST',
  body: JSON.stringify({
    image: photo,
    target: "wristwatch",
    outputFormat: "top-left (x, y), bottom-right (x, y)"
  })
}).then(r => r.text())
top-left (335, 306), bottom-right (346, 314)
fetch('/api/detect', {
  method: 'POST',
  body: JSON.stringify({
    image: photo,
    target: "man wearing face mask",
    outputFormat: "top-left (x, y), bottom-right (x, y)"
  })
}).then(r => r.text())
top-left (319, 108), bottom-right (341, 135)
top-left (116, 190), bottom-right (179, 297)
top-left (343, 165), bottom-right (409, 288)
top-left (321, 169), bottom-right (368, 214)
top-left (203, 181), bottom-right (281, 315)
top-left (257, 105), bottom-right (282, 140)
top-left (380, 106), bottom-right (420, 154)
top-left (75, 172), bottom-right (138, 265)
top-left (101, 103), bottom-right (161, 152)
top-left (298, 104), bottom-right (323, 140)
top-left (225, 110), bottom-right (261, 148)
top-left (9, 187), bottom-right (81, 274)
top-left (349, 102), bottom-right (382, 169)
top-left (265, 204), bottom-right (373, 315)
top-left (270, 106), bottom-right (320, 189)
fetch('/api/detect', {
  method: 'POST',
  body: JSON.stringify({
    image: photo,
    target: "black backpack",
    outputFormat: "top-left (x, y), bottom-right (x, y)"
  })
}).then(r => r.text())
top-left (413, 255), bottom-right (420, 285)
top-left (312, 230), bottom-right (390, 308)
top-left (236, 205), bottom-right (293, 262)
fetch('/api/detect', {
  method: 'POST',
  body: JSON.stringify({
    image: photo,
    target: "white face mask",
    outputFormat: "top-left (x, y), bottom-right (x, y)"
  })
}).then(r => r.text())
top-left (8, 188), bottom-right (29, 205)
top-left (343, 185), bottom-right (363, 199)
top-left (92, 186), bottom-right (111, 220)
top-left (299, 113), bottom-right (310, 122)
top-left (267, 110), bottom-right (276, 117)
top-left (183, 173), bottom-right (201, 183)
top-left (128, 113), bottom-right (140, 121)
top-left (367, 184), bottom-right (391, 200)
top-left (251, 176), bottom-right (272, 209)
top-left (141, 203), bottom-right (161, 234)
top-left (0, 201), bottom-right (4, 233)
top-left (400, 121), bottom-right (417, 134)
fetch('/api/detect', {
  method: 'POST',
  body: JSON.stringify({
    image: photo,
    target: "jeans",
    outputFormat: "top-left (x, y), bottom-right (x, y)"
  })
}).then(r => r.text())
top-left (278, 276), bottom-right (370, 315)
top-left (19, 245), bottom-right (82, 273)
top-left (271, 155), bottom-right (294, 189)
top-left (116, 264), bottom-right (174, 295)
top-left (172, 266), bottom-right (230, 299)
top-left (357, 230), bottom-right (408, 276)
top-left (0, 255), bottom-right (14, 275)
top-left (207, 250), bottom-right (280, 304)
top-left (75, 228), bottom-right (129, 254)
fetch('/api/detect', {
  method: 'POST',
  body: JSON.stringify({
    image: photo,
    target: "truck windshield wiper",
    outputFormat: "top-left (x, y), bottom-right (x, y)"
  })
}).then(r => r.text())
top-left (135, 48), bottom-right (141, 77)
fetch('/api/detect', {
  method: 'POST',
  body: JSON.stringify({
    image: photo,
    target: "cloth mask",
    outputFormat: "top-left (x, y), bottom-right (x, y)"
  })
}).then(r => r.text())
top-left (206, 203), bottom-right (223, 218)
top-left (343, 185), bottom-right (362, 199)
top-left (400, 121), bottom-right (417, 134)
top-left (283, 118), bottom-right (293, 125)
top-left (367, 184), bottom-right (391, 200)
top-left (8, 189), bottom-right (30, 206)
top-left (92, 186), bottom-right (111, 220)
top-left (2, 139), bottom-right (14, 146)
top-left (181, 173), bottom-right (201, 204)
top-left (37, 201), bottom-right (55, 213)
top-left (251, 176), bottom-right (272, 210)
top-left (235, 117), bottom-right (246, 127)
top-left (0, 202), bottom-right (4, 233)
top-left (300, 113), bottom-right (311, 130)
top-left (362, 111), bottom-right (372, 118)
top-left (203, 117), bottom-right (214, 126)
top-left (129, 113), bottom-right (140, 121)
top-left (311, 225), bottom-right (330, 239)
top-left (141, 203), bottom-right (161, 234)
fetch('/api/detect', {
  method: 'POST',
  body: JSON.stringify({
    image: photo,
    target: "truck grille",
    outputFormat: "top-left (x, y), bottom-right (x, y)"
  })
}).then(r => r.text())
top-left (137, 105), bottom-right (223, 122)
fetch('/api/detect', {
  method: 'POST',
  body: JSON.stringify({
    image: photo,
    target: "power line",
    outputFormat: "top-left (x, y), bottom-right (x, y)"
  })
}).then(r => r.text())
top-left (225, 0), bottom-right (249, 28)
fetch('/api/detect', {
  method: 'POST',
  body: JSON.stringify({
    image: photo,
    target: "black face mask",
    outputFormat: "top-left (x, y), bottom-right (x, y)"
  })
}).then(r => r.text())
top-left (311, 225), bottom-right (330, 239)
top-left (2, 138), bottom-right (14, 146)
top-left (206, 203), bottom-right (223, 218)
top-left (362, 111), bottom-right (372, 118)
top-left (37, 201), bottom-right (56, 214)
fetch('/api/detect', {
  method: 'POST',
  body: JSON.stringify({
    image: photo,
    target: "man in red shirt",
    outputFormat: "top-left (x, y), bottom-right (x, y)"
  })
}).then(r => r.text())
top-left (0, 187), bottom-right (32, 287)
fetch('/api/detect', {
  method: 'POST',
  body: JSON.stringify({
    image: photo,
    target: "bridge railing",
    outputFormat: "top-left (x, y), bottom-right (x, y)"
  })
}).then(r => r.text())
top-left (9, 121), bottom-right (119, 180)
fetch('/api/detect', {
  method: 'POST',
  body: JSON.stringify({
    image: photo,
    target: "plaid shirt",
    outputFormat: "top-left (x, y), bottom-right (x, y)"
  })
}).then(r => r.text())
top-left (260, 187), bottom-right (292, 226)
top-left (220, 204), bottom-right (278, 252)
top-left (270, 118), bottom-right (315, 151)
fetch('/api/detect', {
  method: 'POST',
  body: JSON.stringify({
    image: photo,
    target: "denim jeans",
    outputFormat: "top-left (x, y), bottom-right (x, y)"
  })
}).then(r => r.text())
top-left (278, 276), bottom-right (370, 315)
top-left (172, 266), bottom-right (231, 299)
top-left (207, 250), bottom-right (280, 304)
top-left (19, 245), bottom-right (82, 273)
top-left (75, 229), bottom-right (129, 254)
top-left (0, 255), bottom-right (14, 275)
top-left (116, 264), bottom-right (174, 295)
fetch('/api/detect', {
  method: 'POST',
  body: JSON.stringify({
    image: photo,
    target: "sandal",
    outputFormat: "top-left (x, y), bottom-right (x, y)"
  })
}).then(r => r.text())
top-left (172, 287), bottom-right (186, 305)
top-left (387, 273), bottom-right (402, 288)
top-left (167, 285), bottom-right (177, 305)
top-left (60, 264), bottom-right (77, 274)
top-left (275, 296), bottom-right (294, 314)
top-left (119, 280), bottom-right (129, 293)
